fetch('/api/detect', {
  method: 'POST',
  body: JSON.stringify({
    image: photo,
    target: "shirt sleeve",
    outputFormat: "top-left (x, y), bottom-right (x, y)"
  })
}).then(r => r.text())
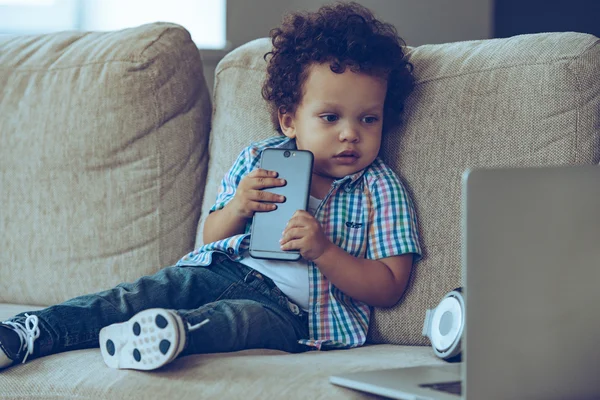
top-left (209, 145), bottom-right (258, 213)
top-left (366, 173), bottom-right (422, 262)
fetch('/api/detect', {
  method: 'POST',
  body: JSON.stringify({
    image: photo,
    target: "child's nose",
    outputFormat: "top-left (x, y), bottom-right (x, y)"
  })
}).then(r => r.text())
top-left (339, 123), bottom-right (360, 142)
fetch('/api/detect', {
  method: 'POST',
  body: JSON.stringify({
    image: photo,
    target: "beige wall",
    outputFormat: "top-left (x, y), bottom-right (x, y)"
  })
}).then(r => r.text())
top-left (201, 0), bottom-right (493, 92)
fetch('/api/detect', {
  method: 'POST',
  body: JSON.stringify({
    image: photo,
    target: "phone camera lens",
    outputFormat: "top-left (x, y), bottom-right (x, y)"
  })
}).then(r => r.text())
top-left (283, 150), bottom-right (291, 158)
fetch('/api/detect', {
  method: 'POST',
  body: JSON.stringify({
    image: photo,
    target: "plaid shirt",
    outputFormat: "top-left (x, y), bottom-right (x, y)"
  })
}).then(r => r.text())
top-left (177, 136), bottom-right (422, 349)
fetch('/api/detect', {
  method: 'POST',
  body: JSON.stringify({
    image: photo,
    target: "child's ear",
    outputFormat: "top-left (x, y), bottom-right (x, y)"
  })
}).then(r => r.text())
top-left (278, 109), bottom-right (296, 139)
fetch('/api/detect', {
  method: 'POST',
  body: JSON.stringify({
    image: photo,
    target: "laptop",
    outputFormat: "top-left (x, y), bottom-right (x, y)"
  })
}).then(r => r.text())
top-left (330, 165), bottom-right (600, 399)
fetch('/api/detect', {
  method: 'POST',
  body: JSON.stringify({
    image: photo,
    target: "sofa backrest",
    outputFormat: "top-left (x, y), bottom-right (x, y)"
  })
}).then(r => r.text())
top-left (0, 23), bottom-right (211, 305)
top-left (199, 32), bottom-right (600, 345)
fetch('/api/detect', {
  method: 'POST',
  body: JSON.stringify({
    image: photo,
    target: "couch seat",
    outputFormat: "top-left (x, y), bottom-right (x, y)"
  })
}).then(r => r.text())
top-left (0, 304), bottom-right (443, 399)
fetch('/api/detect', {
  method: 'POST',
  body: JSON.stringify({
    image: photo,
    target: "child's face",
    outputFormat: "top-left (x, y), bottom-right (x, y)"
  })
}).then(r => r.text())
top-left (279, 62), bottom-right (387, 184)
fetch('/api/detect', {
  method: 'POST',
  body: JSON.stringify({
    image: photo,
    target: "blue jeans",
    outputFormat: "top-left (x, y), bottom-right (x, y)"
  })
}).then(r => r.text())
top-left (14, 253), bottom-right (310, 360)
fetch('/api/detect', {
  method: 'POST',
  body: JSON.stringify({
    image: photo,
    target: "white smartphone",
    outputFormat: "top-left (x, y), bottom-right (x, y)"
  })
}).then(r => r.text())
top-left (249, 148), bottom-right (313, 261)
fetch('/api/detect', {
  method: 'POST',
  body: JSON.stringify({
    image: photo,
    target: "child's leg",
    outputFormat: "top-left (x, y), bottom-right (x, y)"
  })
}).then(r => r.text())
top-left (179, 298), bottom-right (309, 356)
top-left (179, 266), bottom-right (310, 355)
top-left (1, 253), bottom-right (249, 364)
top-left (95, 258), bottom-right (310, 370)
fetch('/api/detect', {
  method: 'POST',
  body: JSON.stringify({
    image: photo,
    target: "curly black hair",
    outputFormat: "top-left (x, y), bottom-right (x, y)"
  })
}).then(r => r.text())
top-left (262, 1), bottom-right (414, 134)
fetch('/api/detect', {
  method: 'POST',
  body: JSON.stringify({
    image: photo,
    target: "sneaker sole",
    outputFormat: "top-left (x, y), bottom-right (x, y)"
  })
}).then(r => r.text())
top-left (99, 309), bottom-right (185, 370)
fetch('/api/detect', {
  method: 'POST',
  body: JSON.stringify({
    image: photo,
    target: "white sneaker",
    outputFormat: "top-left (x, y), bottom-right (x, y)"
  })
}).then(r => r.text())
top-left (0, 314), bottom-right (41, 370)
top-left (99, 309), bottom-right (208, 370)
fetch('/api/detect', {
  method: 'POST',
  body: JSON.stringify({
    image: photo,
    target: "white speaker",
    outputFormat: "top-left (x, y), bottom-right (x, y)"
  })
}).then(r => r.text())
top-left (422, 288), bottom-right (464, 362)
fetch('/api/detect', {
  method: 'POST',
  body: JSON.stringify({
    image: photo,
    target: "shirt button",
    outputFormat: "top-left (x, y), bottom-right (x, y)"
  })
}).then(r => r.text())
top-left (344, 186), bottom-right (352, 193)
top-left (226, 247), bottom-right (234, 255)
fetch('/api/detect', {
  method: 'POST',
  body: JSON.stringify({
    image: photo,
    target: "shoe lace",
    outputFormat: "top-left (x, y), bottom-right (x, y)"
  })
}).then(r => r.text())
top-left (3, 314), bottom-right (40, 363)
top-left (187, 318), bottom-right (210, 332)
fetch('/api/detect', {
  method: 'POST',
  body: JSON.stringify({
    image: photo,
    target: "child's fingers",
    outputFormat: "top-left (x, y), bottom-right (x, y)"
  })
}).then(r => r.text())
top-left (286, 211), bottom-right (313, 227)
top-left (280, 227), bottom-right (304, 244)
top-left (248, 200), bottom-right (278, 212)
top-left (248, 168), bottom-right (277, 178)
top-left (292, 210), bottom-right (311, 218)
top-left (248, 176), bottom-right (286, 190)
top-left (247, 169), bottom-right (286, 186)
top-left (249, 189), bottom-right (285, 203)
top-left (280, 237), bottom-right (302, 251)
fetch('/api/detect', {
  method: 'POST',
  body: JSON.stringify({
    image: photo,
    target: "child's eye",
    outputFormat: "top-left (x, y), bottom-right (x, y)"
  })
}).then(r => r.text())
top-left (320, 114), bottom-right (338, 123)
top-left (362, 116), bottom-right (379, 124)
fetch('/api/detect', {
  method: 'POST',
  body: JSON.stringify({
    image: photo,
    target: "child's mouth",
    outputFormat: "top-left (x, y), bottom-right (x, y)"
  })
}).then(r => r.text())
top-left (333, 151), bottom-right (360, 164)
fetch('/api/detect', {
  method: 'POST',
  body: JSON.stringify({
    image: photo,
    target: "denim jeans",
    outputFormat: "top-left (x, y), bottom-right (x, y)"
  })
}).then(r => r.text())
top-left (13, 253), bottom-right (310, 361)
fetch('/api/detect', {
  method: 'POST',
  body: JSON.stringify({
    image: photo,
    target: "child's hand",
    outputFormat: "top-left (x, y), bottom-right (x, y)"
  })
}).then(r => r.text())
top-left (279, 210), bottom-right (333, 261)
top-left (230, 169), bottom-right (286, 219)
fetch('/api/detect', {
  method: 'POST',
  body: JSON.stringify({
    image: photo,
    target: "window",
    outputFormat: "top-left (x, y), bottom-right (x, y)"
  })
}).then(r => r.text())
top-left (0, 0), bottom-right (227, 49)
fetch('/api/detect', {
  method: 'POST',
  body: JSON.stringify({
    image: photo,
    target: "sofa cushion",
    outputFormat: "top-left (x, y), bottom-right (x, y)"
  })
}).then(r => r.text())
top-left (198, 32), bottom-right (600, 346)
top-left (0, 346), bottom-right (443, 399)
top-left (0, 302), bottom-right (443, 399)
top-left (0, 23), bottom-right (211, 305)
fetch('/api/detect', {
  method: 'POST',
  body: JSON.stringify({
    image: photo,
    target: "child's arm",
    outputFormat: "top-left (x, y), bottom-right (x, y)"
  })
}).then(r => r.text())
top-left (279, 210), bottom-right (414, 308)
top-left (203, 169), bottom-right (286, 244)
top-left (313, 244), bottom-right (414, 308)
top-left (202, 202), bottom-right (248, 244)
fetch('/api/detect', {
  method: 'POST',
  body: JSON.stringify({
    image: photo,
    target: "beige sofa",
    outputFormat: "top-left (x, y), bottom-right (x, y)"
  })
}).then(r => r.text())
top-left (0, 23), bottom-right (598, 399)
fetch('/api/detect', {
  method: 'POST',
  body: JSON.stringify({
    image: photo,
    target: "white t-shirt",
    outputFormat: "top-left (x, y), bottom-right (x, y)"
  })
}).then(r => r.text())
top-left (239, 195), bottom-right (322, 311)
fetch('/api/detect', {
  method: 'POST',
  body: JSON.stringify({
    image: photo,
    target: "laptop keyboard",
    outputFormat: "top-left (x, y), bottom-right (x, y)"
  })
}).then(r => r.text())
top-left (419, 380), bottom-right (462, 395)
